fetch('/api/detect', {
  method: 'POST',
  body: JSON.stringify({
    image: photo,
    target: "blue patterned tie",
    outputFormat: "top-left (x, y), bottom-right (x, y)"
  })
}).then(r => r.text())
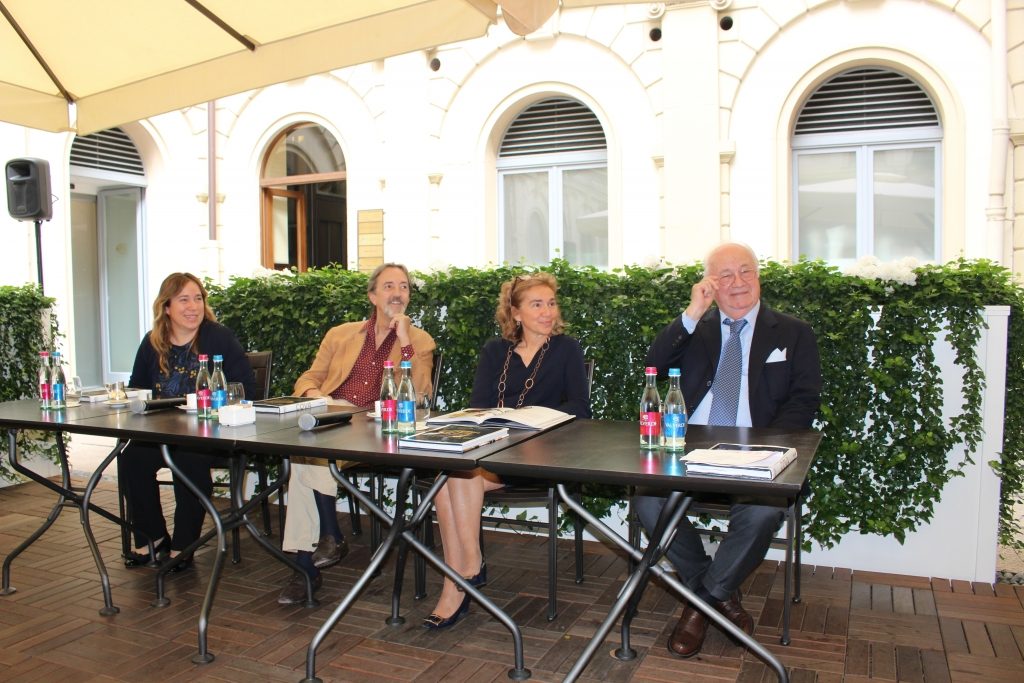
top-left (708, 318), bottom-right (747, 426)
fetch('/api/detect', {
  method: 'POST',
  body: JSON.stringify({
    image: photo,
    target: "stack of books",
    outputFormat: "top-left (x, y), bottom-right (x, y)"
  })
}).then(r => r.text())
top-left (680, 443), bottom-right (797, 480)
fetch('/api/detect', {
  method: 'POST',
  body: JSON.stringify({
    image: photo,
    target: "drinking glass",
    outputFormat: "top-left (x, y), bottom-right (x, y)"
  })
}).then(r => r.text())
top-left (105, 380), bottom-right (126, 402)
top-left (65, 376), bottom-right (83, 407)
top-left (227, 382), bottom-right (245, 405)
top-left (416, 392), bottom-right (432, 425)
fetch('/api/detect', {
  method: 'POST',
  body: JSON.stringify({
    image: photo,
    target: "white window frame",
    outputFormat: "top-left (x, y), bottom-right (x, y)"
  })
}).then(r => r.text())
top-left (497, 149), bottom-right (608, 265)
top-left (792, 127), bottom-right (942, 265)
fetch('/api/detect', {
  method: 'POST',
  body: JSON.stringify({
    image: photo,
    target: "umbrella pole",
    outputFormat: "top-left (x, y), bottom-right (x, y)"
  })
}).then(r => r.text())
top-left (34, 219), bottom-right (44, 293)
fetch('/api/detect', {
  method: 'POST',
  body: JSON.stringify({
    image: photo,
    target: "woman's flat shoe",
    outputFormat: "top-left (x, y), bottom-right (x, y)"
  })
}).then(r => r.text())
top-left (456, 561), bottom-right (487, 592)
top-left (124, 539), bottom-right (169, 568)
top-left (423, 594), bottom-right (471, 630)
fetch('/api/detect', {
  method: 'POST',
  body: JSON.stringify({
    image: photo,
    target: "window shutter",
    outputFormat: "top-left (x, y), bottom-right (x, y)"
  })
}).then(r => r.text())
top-left (499, 98), bottom-right (606, 157)
top-left (70, 127), bottom-right (145, 176)
top-left (795, 68), bottom-right (939, 135)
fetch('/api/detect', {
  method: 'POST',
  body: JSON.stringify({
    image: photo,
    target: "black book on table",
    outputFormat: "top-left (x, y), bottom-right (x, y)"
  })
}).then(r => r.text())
top-left (252, 396), bottom-right (328, 414)
top-left (399, 424), bottom-right (510, 452)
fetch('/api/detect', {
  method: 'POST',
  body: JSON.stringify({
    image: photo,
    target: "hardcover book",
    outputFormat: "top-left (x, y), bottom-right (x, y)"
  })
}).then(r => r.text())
top-left (252, 396), bottom-right (328, 414)
top-left (680, 443), bottom-right (797, 480)
top-left (399, 424), bottom-right (510, 452)
top-left (425, 405), bottom-right (573, 431)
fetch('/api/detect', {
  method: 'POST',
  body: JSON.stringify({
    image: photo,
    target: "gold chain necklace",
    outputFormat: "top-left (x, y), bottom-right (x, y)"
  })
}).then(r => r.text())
top-left (496, 338), bottom-right (550, 408)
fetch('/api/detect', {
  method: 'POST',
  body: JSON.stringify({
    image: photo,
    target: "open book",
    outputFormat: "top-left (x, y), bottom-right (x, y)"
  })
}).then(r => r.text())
top-left (399, 424), bottom-right (510, 452)
top-left (252, 396), bottom-right (328, 414)
top-left (680, 443), bottom-right (797, 480)
top-left (426, 405), bottom-right (573, 431)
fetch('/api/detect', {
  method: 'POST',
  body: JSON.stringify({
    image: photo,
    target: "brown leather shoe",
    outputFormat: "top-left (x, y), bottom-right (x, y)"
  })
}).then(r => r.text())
top-left (714, 591), bottom-right (754, 636)
top-left (312, 535), bottom-right (349, 569)
top-left (667, 604), bottom-right (708, 658)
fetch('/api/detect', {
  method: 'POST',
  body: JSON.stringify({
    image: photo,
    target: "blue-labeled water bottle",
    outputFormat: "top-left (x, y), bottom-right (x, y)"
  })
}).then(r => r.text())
top-left (662, 368), bottom-right (687, 451)
top-left (396, 360), bottom-right (417, 435)
top-left (210, 354), bottom-right (227, 416)
top-left (50, 351), bottom-right (67, 410)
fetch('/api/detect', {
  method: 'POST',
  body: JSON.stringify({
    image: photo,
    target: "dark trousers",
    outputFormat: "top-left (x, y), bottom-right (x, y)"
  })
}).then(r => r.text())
top-left (633, 494), bottom-right (784, 602)
top-left (120, 442), bottom-right (214, 552)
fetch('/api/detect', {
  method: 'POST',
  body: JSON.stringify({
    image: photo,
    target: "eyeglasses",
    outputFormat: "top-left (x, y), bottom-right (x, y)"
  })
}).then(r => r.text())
top-left (510, 275), bottom-right (524, 299)
top-left (716, 267), bottom-right (758, 287)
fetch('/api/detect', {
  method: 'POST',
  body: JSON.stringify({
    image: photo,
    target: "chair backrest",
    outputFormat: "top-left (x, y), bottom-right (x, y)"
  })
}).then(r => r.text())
top-left (429, 350), bottom-right (444, 406)
top-left (583, 359), bottom-right (594, 399)
top-left (246, 350), bottom-right (273, 401)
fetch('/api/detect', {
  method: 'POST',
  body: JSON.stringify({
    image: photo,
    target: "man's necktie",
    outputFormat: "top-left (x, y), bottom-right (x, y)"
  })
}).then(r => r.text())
top-left (708, 318), bottom-right (747, 426)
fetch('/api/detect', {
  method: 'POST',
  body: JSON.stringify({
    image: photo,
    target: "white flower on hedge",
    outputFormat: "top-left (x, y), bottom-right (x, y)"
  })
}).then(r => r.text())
top-left (844, 255), bottom-right (919, 286)
top-left (249, 265), bottom-right (279, 278)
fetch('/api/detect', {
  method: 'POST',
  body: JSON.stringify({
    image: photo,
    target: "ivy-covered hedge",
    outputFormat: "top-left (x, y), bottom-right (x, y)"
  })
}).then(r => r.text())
top-left (0, 284), bottom-right (60, 483)
top-left (207, 259), bottom-right (1024, 549)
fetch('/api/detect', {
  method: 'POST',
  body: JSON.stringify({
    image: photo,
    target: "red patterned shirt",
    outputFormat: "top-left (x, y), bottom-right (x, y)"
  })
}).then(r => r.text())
top-left (330, 311), bottom-right (414, 407)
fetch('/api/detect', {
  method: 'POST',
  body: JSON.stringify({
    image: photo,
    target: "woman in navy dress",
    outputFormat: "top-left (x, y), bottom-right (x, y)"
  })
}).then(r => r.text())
top-left (423, 272), bottom-right (591, 628)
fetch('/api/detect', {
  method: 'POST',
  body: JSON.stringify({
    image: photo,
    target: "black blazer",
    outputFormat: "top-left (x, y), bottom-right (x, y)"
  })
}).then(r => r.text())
top-left (645, 303), bottom-right (821, 429)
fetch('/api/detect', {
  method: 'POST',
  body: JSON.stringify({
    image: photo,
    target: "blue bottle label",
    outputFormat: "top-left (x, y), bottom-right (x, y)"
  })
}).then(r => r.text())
top-left (663, 413), bottom-right (686, 438)
top-left (397, 400), bottom-right (415, 423)
top-left (212, 389), bottom-right (226, 409)
top-left (52, 384), bottom-right (65, 401)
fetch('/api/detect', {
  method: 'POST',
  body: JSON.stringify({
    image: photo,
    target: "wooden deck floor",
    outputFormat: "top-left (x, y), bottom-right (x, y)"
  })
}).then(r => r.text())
top-left (1, 478), bottom-right (1023, 683)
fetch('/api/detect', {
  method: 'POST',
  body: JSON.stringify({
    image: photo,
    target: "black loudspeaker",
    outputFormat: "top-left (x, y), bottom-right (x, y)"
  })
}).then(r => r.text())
top-left (6, 158), bottom-right (52, 221)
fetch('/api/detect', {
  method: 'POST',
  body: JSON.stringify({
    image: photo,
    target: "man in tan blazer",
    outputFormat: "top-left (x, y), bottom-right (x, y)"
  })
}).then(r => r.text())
top-left (278, 263), bottom-right (436, 604)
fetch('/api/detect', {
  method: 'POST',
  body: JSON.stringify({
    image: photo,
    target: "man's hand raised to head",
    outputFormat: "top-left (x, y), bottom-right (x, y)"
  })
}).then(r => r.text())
top-left (684, 276), bottom-right (718, 322)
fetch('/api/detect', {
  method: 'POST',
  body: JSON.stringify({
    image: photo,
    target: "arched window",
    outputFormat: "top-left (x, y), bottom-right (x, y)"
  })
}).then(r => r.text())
top-left (497, 97), bottom-right (608, 267)
top-left (792, 68), bottom-right (941, 263)
top-left (260, 123), bottom-right (346, 271)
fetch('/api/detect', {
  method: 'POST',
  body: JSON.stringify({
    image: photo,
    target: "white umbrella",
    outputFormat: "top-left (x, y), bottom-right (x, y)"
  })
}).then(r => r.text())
top-left (0, 0), bottom-right (500, 134)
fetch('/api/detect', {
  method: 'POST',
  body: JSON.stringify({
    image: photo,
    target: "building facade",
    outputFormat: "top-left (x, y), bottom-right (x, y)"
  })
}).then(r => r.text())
top-left (0, 0), bottom-right (1020, 385)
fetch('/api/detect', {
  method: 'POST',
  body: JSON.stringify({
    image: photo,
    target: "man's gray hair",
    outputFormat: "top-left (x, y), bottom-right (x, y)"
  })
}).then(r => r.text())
top-left (703, 242), bottom-right (759, 276)
top-left (367, 263), bottom-right (410, 293)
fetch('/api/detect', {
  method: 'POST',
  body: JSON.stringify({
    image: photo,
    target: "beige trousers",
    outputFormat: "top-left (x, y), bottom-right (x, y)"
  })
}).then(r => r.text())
top-left (282, 397), bottom-right (354, 553)
top-left (282, 463), bottom-right (338, 553)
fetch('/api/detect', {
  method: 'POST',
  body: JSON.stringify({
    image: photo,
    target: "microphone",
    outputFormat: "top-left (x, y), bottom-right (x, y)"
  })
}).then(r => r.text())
top-left (130, 397), bottom-right (187, 414)
top-left (298, 412), bottom-right (353, 431)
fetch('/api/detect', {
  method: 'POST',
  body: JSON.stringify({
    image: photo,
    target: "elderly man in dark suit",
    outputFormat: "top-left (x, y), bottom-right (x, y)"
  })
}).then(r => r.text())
top-left (636, 241), bottom-right (821, 658)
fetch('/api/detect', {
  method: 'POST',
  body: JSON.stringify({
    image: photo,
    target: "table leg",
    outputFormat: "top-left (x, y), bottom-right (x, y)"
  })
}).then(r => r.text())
top-left (2, 429), bottom-right (66, 595)
top-left (319, 466), bottom-right (532, 683)
top-left (79, 439), bottom-right (129, 615)
top-left (161, 445), bottom-right (222, 664)
top-left (555, 484), bottom-right (790, 683)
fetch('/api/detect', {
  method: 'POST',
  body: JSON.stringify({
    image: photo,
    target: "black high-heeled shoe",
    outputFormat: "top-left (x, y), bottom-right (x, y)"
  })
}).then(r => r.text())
top-left (124, 538), bottom-right (170, 568)
top-left (456, 561), bottom-right (487, 592)
top-left (422, 593), bottom-right (471, 630)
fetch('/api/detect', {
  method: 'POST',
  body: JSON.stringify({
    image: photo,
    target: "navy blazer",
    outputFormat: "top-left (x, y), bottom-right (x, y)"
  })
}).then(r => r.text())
top-left (645, 303), bottom-right (821, 429)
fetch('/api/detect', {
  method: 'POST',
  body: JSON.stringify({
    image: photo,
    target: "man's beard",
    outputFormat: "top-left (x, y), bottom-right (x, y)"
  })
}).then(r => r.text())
top-left (384, 299), bottom-right (406, 317)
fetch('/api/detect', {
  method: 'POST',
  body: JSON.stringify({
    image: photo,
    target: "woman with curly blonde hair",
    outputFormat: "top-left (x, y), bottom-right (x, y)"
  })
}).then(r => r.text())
top-left (423, 272), bottom-right (591, 629)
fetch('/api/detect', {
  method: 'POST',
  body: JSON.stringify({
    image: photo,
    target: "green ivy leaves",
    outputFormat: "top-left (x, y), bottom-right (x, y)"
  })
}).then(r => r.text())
top-left (204, 258), bottom-right (1024, 550)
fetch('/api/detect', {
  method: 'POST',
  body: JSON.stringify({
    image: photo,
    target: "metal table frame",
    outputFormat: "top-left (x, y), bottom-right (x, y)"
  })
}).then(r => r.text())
top-left (479, 420), bottom-right (821, 683)
top-left (234, 420), bottom-right (553, 683)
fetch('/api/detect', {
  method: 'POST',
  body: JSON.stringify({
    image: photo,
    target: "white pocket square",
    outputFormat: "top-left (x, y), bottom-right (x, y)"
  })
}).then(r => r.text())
top-left (766, 347), bottom-right (787, 363)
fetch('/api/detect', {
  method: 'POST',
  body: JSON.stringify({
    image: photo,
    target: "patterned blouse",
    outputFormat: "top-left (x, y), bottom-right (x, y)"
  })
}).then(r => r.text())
top-left (154, 343), bottom-right (201, 399)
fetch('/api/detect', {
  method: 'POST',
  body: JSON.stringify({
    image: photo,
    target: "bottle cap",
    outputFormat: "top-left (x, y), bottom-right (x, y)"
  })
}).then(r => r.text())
top-left (645, 366), bottom-right (657, 374)
top-left (668, 368), bottom-right (680, 377)
top-left (383, 360), bottom-right (394, 368)
top-left (198, 354), bottom-right (209, 361)
top-left (400, 360), bottom-right (412, 369)
top-left (52, 351), bottom-right (61, 359)
top-left (39, 351), bottom-right (49, 357)
top-left (213, 354), bottom-right (223, 362)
